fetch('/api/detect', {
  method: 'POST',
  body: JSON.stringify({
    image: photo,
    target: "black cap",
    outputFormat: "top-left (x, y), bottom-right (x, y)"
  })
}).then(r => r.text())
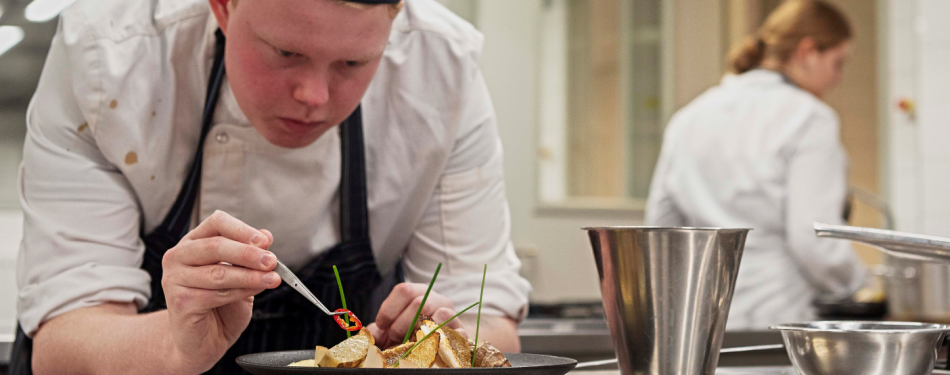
top-left (345, 0), bottom-right (401, 3)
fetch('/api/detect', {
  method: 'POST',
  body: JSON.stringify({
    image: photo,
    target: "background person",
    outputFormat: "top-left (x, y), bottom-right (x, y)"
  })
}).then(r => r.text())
top-left (645, 0), bottom-right (866, 330)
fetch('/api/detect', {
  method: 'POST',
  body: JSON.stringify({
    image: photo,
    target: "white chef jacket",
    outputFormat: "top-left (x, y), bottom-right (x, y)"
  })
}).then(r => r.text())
top-left (16, 0), bottom-right (531, 337)
top-left (645, 69), bottom-right (867, 330)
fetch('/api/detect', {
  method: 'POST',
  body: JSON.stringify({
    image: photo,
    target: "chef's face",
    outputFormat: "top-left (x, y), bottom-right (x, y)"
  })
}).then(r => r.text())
top-left (211, 0), bottom-right (394, 148)
top-left (797, 40), bottom-right (852, 99)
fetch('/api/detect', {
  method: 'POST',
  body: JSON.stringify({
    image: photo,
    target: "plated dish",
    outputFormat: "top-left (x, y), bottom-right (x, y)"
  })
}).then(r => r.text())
top-left (237, 351), bottom-right (577, 375)
top-left (281, 319), bottom-right (511, 369)
top-left (237, 264), bottom-right (578, 374)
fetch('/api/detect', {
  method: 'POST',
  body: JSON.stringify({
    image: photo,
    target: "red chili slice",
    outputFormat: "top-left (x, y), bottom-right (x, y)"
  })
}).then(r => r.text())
top-left (333, 309), bottom-right (363, 331)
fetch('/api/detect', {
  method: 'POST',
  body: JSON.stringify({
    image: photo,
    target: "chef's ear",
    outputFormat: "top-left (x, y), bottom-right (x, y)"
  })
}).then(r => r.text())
top-left (209, 0), bottom-right (235, 35)
top-left (794, 37), bottom-right (819, 70)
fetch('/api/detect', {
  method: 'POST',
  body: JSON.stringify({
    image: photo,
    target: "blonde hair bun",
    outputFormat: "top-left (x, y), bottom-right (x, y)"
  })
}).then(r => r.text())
top-left (727, 0), bottom-right (851, 74)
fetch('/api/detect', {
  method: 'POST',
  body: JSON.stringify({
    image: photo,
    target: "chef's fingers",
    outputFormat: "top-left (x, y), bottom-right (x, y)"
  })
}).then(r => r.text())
top-left (184, 210), bottom-right (271, 249)
top-left (168, 263), bottom-right (281, 290)
top-left (164, 286), bottom-right (267, 312)
top-left (259, 229), bottom-right (274, 250)
top-left (378, 285), bottom-right (456, 342)
top-left (431, 306), bottom-right (465, 331)
top-left (165, 236), bottom-right (276, 271)
top-left (366, 323), bottom-right (394, 349)
top-left (374, 282), bottom-right (428, 330)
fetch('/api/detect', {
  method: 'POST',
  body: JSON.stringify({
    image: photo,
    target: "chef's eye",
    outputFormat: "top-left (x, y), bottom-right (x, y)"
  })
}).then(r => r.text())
top-left (345, 60), bottom-right (367, 68)
top-left (276, 49), bottom-right (298, 58)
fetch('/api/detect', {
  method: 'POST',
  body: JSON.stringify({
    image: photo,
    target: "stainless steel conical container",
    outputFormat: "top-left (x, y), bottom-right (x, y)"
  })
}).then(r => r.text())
top-left (586, 227), bottom-right (749, 375)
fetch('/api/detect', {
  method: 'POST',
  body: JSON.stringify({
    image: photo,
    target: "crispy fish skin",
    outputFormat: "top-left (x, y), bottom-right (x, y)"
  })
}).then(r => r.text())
top-left (319, 328), bottom-right (375, 368)
top-left (405, 326), bottom-right (440, 367)
top-left (438, 326), bottom-right (473, 367)
top-left (381, 342), bottom-right (414, 368)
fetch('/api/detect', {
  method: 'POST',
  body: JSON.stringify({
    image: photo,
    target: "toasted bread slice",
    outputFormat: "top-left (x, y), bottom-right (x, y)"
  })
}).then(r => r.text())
top-left (319, 328), bottom-right (375, 368)
top-left (438, 326), bottom-right (473, 368)
top-left (288, 359), bottom-right (316, 367)
top-left (473, 341), bottom-right (511, 368)
top-left (405, 325), bottom-right (440, 367)
top-left (361, 345), bottom-right (384, 368)
top-left (382, 342), bottom-right (414, 368)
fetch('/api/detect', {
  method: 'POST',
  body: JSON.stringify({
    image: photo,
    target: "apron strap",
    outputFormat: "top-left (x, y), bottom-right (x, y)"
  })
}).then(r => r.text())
top-left (159, 28), bottom-right (228, 238)
top-left (339, 106), bottom-right (371, 243)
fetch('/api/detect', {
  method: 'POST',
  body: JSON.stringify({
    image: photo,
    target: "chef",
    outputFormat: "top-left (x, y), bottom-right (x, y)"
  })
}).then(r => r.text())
top-left (11, 0), bottom-right (531, 373)
top-left (645, 0), bottom-right (866, 330)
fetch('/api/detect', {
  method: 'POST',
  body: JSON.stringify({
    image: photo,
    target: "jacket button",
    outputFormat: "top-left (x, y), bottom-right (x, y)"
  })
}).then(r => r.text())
top-left (215, 131), bottom-right (229, 144)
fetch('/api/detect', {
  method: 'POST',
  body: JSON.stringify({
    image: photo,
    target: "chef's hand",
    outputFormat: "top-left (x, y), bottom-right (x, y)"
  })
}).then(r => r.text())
top-left (368, 282), bottom-right (466, 348)
top-left (161, 210), bottom-right (281, 371)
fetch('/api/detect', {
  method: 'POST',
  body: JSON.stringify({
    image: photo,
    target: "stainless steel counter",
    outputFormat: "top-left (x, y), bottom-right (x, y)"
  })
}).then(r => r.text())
top-left (519, 318), bottom-right (789, 367)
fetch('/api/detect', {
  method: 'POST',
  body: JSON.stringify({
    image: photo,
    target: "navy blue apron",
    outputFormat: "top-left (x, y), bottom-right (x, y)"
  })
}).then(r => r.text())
top-left (10, 29), bottom-right (399, 375)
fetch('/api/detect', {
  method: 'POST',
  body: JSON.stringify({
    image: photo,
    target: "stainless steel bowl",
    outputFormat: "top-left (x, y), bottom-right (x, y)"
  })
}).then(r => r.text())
top-left (771, 321), bottom-right (950, 375)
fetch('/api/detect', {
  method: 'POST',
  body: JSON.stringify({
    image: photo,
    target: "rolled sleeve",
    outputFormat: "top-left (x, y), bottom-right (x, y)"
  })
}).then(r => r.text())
top-left (17, 20), bottom-right (150, 337)
top-left (405, 140), bottom-right (531, 322)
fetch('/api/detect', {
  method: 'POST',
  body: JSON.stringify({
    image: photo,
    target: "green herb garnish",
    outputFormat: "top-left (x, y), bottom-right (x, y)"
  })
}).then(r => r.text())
top-left (333, 265), bottom-right (350, 338)
top-left (472, 264), bottom-right (487, 367)
top-left (401, 302), bottom-right (480, 359)
top-left (403, 263), bottom-right (442, 344)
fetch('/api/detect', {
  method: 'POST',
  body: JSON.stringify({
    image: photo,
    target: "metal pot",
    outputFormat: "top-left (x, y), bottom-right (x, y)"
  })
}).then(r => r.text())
top-left (884, 255), bottom-right (950, 323)
top-left (814, 223), bottom-right (950, 322)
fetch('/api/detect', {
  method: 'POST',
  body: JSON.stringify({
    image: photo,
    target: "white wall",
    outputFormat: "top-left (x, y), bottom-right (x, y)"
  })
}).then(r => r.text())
top-left (476, 0), bottom-right (640, 302)
top-left (885, 0), bottom-right (950, 236)
top-left (475, 0), bottom-right (733, 302)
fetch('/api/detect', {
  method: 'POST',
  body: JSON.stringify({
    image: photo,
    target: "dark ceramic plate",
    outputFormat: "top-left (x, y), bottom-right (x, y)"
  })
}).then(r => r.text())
top-left (236, 351), bottom-right (577, 375)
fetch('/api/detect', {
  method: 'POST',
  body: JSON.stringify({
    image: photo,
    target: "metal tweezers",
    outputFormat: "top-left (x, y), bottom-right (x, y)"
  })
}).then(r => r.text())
top-left (273, 259), bottom-right (348, 316)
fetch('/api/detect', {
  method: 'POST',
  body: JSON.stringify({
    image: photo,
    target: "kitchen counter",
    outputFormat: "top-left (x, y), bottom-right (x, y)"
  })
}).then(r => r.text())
top-left (519, 318), bottom-right (789, 366)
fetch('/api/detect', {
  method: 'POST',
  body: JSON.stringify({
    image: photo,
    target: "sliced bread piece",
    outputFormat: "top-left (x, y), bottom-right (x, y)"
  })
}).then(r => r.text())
top-left (381, 342), bottom-right (414, 368)
top-left (318, 328), bottom-right (375, 368)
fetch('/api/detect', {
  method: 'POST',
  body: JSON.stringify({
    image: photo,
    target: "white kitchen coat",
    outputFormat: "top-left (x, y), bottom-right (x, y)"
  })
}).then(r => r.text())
top-left (645, 69), bottom-right (867, 330)
top-left (16, 0), bottom-right (531, 336)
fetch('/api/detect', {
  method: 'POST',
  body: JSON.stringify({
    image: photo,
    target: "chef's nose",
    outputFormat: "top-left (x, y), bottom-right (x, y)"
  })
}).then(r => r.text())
top-left (292, 71), bottom-right (330, 107)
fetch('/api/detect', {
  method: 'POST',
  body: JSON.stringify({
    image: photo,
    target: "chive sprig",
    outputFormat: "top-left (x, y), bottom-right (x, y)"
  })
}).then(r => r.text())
top-left (400, 302), bottom-right (480, 359)
top-left (403, 263), bottom-right (442, 344)
top-left (333, 265), bottom-right (350, 338)
top-left (472, 264), bottom-right (487, 367)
